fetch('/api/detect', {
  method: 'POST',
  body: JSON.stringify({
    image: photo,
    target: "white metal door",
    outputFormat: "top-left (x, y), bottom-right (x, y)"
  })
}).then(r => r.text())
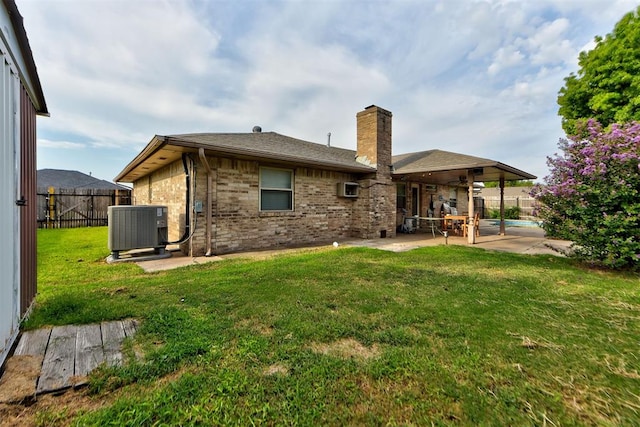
top-left (0, 48), bottom-right (20, 368)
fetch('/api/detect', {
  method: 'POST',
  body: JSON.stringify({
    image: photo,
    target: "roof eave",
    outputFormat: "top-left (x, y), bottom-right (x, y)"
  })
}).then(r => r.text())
top-left (393, 161), bottom-right (536, 181)
top-left (115, 136), bottom-right (375, 182)
top-left (4, 0), bottom-right (48, 116)
top-left (114, 135), bottom-right (167, 182)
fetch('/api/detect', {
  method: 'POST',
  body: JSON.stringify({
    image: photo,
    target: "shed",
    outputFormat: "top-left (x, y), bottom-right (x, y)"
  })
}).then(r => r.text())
top-left (0, 0), bottom-right (48, 368)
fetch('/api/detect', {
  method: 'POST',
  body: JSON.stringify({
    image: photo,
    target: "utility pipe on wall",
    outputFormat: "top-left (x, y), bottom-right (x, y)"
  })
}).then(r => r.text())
top-left (162, 153), bottom-right (192, 245)
top-left (198, 148), bottom-right (213, 256)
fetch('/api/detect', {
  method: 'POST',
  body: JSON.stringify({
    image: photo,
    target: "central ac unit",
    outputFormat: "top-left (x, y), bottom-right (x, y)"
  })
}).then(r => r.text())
top-left (108, 205), bottom-right (168, 259)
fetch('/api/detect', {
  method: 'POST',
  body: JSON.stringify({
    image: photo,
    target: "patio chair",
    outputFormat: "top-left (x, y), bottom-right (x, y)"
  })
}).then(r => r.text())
top-left (462, 212), bottom-right (480, 237)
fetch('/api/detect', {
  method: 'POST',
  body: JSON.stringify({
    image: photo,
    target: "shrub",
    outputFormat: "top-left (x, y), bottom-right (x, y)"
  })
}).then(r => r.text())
top-left (488, 206), bottom-right (520, 220)
top-left (532, 120), bottom-right (640, 270)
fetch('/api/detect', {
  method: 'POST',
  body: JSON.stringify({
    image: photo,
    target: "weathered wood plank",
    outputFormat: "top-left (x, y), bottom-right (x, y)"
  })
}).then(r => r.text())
top-left (101, 321), bottom-right (125, 366)
top-left (122, 318), bottom-right (137, 338)
top-left (74, 323), bottom-right (104, 381)
top-left (14, 328), bottom-right (51, 357)
top-left (0, 355), bottom-right (43, 403)
top-left (37, 325), bottom-right (77, 394)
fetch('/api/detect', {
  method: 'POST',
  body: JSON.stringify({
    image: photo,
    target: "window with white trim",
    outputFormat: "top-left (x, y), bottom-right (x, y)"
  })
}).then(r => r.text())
top-left (260, 167), bottom-right (293, 211)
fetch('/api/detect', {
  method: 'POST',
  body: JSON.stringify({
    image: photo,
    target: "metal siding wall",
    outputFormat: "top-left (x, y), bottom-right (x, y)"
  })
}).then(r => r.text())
top-left (20, 85), bottom-right (36, 316)
top-left (0, 49), bottom-right (19, 368)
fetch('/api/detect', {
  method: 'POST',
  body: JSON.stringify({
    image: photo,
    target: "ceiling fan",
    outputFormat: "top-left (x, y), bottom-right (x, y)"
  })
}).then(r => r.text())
top-left (447, 175), bottom-right (468, 186)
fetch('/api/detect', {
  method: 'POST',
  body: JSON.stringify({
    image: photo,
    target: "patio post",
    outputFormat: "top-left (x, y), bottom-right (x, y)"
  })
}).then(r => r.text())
top-left (499, 176), bottom-right (506, 235)
top-left (467, 171), bottom-right (476, 244)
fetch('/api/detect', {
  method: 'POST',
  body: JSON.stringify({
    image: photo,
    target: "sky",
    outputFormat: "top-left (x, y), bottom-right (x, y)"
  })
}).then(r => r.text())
top-left (17, 0), bottom-right (640, 184)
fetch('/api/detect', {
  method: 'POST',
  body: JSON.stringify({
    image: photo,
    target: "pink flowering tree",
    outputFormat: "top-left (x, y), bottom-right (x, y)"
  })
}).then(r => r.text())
top-left (532, 120), bottom-right (640, 270)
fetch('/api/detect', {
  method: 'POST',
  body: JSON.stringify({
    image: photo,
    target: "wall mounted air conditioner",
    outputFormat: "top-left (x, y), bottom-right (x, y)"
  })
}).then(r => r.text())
top-left (337, 182), bottom-right (359, 198)
top-left (108, 205), bottom-right (168, 259)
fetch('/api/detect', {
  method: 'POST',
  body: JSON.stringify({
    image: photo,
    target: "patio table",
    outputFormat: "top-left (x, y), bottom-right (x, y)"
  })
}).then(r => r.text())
top-left (417, 217), bottom-right (443, 238)
top-left (444, 214), bottom-right (468, 236)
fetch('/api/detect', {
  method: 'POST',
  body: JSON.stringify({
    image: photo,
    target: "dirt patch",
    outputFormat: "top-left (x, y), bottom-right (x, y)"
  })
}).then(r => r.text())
top-left (263, 363), bottom-right (288, 376)
top-left (234, 318), bottom-right (274, 336)
top-left (0, 387), bottom-right (109, 427)
top-left (0, 356), bottom-right (43, 404)
top-left (309, 338), bottom-right (380, 361)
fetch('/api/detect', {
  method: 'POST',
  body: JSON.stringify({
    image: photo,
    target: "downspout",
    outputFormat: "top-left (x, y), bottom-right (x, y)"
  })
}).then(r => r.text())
top-left (198, 148), bottom-right (213, 256)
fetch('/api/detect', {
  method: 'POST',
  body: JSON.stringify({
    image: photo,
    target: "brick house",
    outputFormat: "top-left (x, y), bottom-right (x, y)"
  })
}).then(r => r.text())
top-left (115, 105), bottom-right (535, 256)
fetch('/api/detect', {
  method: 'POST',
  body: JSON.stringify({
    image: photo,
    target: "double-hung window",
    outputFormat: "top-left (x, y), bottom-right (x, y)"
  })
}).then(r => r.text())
top-left (260, 167), bottom-right (293, 211)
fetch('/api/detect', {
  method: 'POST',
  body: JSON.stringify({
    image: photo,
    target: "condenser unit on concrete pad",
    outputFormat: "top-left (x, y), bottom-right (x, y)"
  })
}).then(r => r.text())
top-left (108, 205), bottom-right (168, 259)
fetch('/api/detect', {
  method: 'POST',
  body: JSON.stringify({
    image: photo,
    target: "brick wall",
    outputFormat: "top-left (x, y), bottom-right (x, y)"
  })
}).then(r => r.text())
top-left (135, 155), bottom-right (369, 256)
top-left (354, 106), bottom-right (396, 238)
top-left (132, 161), bottom-right (187, 242)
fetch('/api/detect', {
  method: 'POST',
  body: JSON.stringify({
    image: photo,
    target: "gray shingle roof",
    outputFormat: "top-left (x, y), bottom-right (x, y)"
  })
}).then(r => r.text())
top-left (166, 132), bottom-right (372, 171)
top-left (115, 131), bottom-right (377, 182)
top-left (115, 132), bottom-right (535, 183)
top-left (391, 149), bottom-right (536, 182)
top-left (38, 169), bottom-right (130, 191)
top-left (392, 150), bottom-right (496, 174)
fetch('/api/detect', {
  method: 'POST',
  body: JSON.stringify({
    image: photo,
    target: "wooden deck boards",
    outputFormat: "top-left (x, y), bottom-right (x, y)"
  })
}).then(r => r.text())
top-left (3, 319), bottom-right (138, 396)
top-left (14, 328), bottom-right (52, 356)
top-left (37, 325), bottom-right (78, 393)
top-left (74, 323), bottom-right (104, 381)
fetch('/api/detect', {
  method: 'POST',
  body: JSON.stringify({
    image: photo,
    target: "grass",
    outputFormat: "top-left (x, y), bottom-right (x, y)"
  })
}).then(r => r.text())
top-left (28, 227), bottom-right (640, 425)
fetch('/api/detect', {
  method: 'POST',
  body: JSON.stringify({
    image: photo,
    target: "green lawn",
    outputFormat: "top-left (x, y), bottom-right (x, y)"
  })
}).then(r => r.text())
top-left (30, 227), bottom-right (640, 426)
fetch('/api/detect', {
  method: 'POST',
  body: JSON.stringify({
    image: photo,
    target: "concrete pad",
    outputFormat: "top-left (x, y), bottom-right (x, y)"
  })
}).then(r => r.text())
top-left (137, 252), bottom-right (224, 272)
top-left (106, 249), bottom-right (172, 265)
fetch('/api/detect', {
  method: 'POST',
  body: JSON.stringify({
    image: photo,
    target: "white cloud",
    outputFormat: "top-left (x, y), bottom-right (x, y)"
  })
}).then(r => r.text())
top-left (488, 47), bottom-right (525, 75)
top-left (527, 18), bottom-right (575, 65)
top-left (38, 139), bottom-right (86, 149)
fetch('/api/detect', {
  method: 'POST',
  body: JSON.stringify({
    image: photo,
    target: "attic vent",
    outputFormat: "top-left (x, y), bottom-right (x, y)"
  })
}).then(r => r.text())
top-left (252, 126), bottom-right (262, 133)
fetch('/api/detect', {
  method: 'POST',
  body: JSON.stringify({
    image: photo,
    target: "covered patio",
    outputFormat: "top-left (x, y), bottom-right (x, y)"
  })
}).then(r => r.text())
top-left (391, 149), bottom-right (537, 244)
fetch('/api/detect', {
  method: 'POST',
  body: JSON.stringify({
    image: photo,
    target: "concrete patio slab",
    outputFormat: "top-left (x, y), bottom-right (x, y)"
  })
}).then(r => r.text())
top-left (133, 220), bottom-right (571, 272)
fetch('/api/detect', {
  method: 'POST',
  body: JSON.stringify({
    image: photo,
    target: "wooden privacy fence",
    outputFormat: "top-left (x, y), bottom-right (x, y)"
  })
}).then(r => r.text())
top-left (37, 187), bottom-right (131, 229)
top-left (482, 196), bottom-right (536, 218)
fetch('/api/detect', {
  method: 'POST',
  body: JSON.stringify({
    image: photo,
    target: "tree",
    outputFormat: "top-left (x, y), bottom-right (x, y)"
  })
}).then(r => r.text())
top-left (532, 121), bottom-right (640, 270)
top-left (558, 7), bottom-right (640, 135)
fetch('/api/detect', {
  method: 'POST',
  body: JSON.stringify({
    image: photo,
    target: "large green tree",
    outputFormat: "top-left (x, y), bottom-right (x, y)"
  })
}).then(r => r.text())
top-left (558, 6), bottom-right (640, 135)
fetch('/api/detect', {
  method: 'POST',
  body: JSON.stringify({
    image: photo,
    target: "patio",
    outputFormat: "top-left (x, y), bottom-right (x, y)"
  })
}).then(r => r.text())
top-left (345, 219), bottom-right (571, 256)
top-left (134, 220), bottom-right (571, 273)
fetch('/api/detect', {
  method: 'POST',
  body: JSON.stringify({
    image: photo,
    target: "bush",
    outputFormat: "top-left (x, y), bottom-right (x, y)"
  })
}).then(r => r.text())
top-left (488, 206), bottom-right (520, 220)
top-left (532, 120), bottom-right (640, 270)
